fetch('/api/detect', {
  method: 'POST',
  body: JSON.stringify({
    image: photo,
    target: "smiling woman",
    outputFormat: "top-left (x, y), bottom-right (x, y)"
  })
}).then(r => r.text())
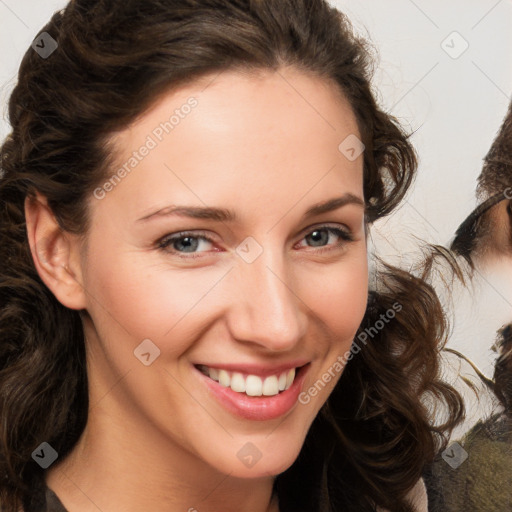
top-left (0, 1), bottom-right (462, 512)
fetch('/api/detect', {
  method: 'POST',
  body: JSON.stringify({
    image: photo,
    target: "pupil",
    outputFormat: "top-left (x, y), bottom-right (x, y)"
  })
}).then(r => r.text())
top-left (308, 230), bottom-right (328, 246)
top-left (176, 237), bottom-right (198, 252)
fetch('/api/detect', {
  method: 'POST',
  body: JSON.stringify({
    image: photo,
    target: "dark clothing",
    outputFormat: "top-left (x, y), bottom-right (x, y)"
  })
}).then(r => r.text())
top-left (23, 483), bottom-right (68, 512)
top-left (43, 488), bottom-right (68, 512)
top-left (425, 412), bottom-right (512, 511)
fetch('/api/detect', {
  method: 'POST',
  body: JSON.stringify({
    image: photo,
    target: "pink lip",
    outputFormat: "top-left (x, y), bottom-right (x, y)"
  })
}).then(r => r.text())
top-left (194, 363), bottom-right (311, 421)
top-left (193, 360), bottom-right (310, 378)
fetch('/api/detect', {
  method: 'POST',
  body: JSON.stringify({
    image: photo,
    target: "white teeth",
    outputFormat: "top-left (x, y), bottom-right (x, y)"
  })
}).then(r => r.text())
top-left (218, 369), bottom-right (230, 387)
top-left (245, 375), bottom-right (263, 396)
top-left (200, 365), bottom-right (297, 396)
top-left (262, 375), bottom-right (279, 396)
top-left (278, 372), bottom-right (287, 391)
top-left (285, 368), bottom-right (295, 389)
top-left (230, 372), bottom-right (246, 393)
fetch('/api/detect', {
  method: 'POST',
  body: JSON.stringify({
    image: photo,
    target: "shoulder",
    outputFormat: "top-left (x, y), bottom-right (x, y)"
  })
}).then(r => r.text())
top-left (425, 414), bottom-right (512, 511)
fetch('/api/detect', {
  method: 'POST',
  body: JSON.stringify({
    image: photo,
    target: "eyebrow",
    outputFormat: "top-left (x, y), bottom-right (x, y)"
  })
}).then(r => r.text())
top-left (136, 193), bottom-right (365, 223)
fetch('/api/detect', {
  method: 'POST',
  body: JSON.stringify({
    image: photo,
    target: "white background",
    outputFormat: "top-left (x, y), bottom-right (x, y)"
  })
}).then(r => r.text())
top-left (1, 0), bottom-right (511, 434)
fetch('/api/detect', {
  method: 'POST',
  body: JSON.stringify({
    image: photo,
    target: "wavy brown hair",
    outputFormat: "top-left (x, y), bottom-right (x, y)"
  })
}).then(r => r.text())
top-left (0, 1), bottom-right (463, 511)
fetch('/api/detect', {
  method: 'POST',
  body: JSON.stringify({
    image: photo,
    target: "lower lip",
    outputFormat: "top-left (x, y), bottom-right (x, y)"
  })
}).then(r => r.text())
top-left (194, 364), bottom-right (310, 421)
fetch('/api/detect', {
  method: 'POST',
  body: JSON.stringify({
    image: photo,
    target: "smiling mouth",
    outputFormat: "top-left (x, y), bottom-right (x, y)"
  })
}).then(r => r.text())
top-left (194, 364), bottom-right (307, 397)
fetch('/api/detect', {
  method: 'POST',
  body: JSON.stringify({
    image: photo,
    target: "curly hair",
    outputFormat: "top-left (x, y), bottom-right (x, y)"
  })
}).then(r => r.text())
top-left (0, 1), bottom-right (463, 511)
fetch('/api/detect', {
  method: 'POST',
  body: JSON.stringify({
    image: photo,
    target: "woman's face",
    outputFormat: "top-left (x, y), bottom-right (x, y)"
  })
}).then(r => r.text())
top-left (75, 67), bottom-right (368, 478)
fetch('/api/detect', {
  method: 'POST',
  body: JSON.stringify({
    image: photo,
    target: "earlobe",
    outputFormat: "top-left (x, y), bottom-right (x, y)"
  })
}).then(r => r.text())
top-left (24, 191), bottom-right (87, 311)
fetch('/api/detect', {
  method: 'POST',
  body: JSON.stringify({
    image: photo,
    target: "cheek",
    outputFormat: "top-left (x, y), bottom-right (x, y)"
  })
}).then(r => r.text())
top-left (298, 252), bottom-right (369, 343)
top-left (82, 243), bottom-right (232, 356)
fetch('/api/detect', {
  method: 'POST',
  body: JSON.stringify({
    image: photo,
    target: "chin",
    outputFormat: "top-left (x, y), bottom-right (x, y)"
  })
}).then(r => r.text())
top-left (205, 436), bottom-right (306, 479)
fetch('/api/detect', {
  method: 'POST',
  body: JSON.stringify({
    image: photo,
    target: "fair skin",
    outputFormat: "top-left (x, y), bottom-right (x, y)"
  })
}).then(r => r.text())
top-left (25, 67), bottom-right (368, 512)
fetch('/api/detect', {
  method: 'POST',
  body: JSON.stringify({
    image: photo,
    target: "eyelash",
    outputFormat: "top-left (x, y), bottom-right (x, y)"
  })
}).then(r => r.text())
top-left (156, 225), bottom-right (355, 259)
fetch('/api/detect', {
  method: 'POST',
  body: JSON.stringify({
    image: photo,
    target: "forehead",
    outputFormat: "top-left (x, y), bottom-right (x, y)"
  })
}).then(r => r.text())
top-left (113, 66), bottom-right (359, 151)
top-left (99, 67), bottom-right (364, 221)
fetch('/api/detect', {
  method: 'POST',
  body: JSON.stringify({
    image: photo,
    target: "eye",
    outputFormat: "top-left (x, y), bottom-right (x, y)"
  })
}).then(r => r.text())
top-left (296, 225), bottom-right (354, 251)
top-left (156, 225), bottom-right (354, 258)
top-left (157, 231), bottom-right (216, 257)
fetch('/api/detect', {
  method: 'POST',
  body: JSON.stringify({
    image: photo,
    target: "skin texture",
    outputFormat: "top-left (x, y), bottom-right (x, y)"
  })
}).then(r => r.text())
top-left (25, 67), bottom-right (368, 512)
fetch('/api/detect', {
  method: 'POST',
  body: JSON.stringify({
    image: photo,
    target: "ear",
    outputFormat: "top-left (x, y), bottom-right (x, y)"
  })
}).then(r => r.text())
top-left (24, 191), bottom-right (87, 310)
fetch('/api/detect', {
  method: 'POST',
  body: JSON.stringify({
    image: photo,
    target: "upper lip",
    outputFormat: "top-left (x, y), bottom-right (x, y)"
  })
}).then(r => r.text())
top-left (194, 360), bottom-right (310, 378)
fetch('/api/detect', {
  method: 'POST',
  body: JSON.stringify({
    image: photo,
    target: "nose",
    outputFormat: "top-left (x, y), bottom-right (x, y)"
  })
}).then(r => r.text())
top-left (226, 247), bottom-right (308, 352)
